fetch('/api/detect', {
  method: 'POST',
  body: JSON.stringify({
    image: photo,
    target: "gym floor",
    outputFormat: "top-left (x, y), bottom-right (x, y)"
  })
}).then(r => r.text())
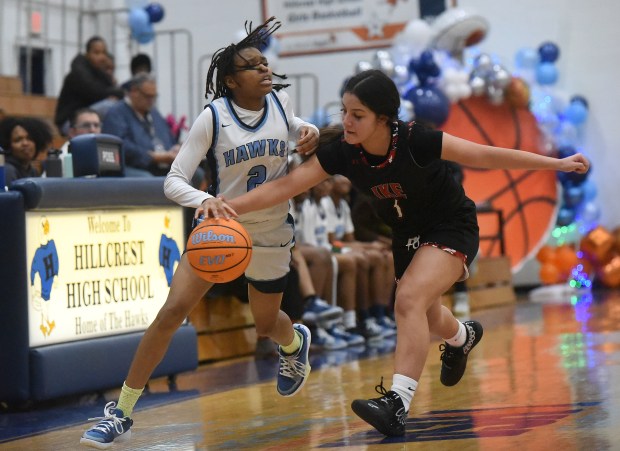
top-left (2, 289), bottom-right (620, 450)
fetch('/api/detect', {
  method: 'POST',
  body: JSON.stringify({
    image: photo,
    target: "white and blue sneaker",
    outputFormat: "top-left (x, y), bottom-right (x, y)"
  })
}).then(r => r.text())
top-left (80, 401), bottom-right (132, 449)
top-left (327, 324), bottom-right (365, 346)
top-left (311, 326), bottom-right (348, 350)
top-left (302, 297), bottom-right (343, 324)
top-left (277, 323), bottom-right (312, 397)
top-left (376, 315), bottom-right (397, 338)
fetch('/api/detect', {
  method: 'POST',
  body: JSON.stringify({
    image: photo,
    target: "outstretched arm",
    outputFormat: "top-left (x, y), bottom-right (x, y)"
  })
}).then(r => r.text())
top-left (442, 133), bottom-right (589, 173)
top-left (201, 155), bottom-right (330, 218)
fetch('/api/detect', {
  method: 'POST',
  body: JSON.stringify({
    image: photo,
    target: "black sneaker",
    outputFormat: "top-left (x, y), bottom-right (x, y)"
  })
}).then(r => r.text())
top-left (440, 320), bottom-right (484, 386)
top-left (351, 378), bottom-right (408, 436)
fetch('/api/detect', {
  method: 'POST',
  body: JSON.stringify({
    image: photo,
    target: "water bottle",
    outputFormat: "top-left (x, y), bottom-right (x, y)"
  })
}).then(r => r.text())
top-left (62, 152), bottom-right (74, 178)
top-left (0, 146), bottom-right (6, 190)
top-left (45, 149), bottom-right (63, 177)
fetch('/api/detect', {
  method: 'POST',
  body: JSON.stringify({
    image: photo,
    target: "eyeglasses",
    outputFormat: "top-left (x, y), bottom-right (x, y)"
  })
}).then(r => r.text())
top-left (75, 122), bottom-right (101, 130)
top-left (234, 60), bottom-right (269, 72)
top-left (138, 89), bottom-right (158, 100)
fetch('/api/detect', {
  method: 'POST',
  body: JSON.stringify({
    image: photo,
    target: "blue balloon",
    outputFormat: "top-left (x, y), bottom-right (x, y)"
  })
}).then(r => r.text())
top-left (404, 85), bottom-right (450, 127)
top-left (570, 95), bottom-right (589, 109)
top-left (581, 179), bottom-right (597, 202)
top-left (536, 62), bottom-right (558, 85)
top-left (557, 145), bottom-right (576, 159)
top-left (563, 186), bottom-right (584, 208)
top-left (564, 101), bottom-right (588, 125)
top-left (145, 3), bottom-right (165, 23)
top-left (134, 24), bottom-right (154, 44)
top-left (558, 165), bottom-right (590, 186)
top-left (128, 7), bottom-right (150, 36)
top-left (256, 32), bottom-right (272, 52)
top-left (557, 207), bottom-right (576, 226)
top-left (538, 42), bottom-right (560, 63)
top-left (515, 47), bottom-right (539, 69)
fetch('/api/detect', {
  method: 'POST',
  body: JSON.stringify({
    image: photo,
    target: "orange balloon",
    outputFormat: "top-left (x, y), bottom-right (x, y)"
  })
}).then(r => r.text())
top-left (555, 245), bottom-right (579, 274)
top-left (600, 255), bottom-right (620, 288)
top-left (580, 226), bottom-right (615, 264)
top-left (540, 262), bottom-right (562, 285)
top-left (506, 77), bottom-right (531, 109)
top-left (536, 245), bottom-right (557, 264)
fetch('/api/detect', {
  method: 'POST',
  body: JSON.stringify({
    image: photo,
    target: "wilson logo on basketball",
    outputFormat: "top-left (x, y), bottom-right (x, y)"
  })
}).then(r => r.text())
top-left (191, 230), bottom-right (236, 245)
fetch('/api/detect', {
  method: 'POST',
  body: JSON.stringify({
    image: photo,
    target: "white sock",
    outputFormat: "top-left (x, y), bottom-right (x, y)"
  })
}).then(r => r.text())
top-left (390, 373), bottom-right (417, 412)
top-left (343, 310), bottom-right (357, 329)
top-left (444, 320), bottom-right (467, 347)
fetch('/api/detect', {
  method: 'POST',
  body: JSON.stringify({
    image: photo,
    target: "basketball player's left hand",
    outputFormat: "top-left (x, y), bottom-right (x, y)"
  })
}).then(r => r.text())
top-left (196, 196), bottom-right (238, 221)
top-left (559, 153), bottom-right (590, 174)
top-left (295, 126), bottom-right (319, 156)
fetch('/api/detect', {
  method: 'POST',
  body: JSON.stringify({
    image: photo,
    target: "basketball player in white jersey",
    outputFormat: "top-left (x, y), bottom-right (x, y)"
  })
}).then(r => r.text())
top-left (80, 17), bottom-right (318, 449)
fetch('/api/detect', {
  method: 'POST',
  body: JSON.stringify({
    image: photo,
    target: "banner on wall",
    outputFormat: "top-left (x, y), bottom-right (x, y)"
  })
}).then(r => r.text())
top-left (26, 208), bottom-right (185, 347)
top-left (262, 0), bottom-right (418, 56)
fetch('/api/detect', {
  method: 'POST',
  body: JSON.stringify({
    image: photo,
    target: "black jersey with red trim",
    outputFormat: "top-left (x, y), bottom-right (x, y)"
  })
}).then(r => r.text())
top-left (315, 121), bottom-right (472, 238)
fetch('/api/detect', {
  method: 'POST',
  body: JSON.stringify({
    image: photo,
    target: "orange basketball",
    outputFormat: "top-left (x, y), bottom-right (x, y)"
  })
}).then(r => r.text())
top-left (442, 96), bottom-right (557, 272)
top-left (186, 218), bottom-right (252, 283)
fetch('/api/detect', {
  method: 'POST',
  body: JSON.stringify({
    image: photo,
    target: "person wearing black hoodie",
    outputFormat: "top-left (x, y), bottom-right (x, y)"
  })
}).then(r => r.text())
top-left (54, 36), bottom-right (124, 135)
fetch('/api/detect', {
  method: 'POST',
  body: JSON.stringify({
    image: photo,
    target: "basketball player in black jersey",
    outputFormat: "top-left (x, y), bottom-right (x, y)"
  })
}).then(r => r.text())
top-left (213, 69), bottom-right (590, 437)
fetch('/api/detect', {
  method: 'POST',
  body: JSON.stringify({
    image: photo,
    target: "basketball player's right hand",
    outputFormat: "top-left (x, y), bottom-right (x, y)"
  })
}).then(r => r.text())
top-left (196, 196), bottom-right (238, 221)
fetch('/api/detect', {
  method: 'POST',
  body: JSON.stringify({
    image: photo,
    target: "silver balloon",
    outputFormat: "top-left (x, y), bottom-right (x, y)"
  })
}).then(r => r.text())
top-left (486, 85), bottom-right (504, 105)
top-left (393, 64), bottom-right (410, 85)
top-left (474, 53), bottom-right (493, 73)
top-left (470, 75), bottom-right (486, 96)
top-left (490, 65), bottom-right (511, 89)
top-left (355, 61), bottom-right (374, 74)
top-left (374, 50), bottom-right (392, 62)
top-left (376, 57), bottom-right (395, 77)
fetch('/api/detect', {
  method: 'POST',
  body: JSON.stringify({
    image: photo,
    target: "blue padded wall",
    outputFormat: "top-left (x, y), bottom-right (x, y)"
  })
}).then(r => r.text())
top-left (29, 324), bottom-right (197, 401)
top-left (0, 192), bottom-right (30, 402)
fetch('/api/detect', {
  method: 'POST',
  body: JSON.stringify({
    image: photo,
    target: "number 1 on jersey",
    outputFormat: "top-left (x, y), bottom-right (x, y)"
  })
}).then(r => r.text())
top-left (393, 199), bottom-right (403, 218)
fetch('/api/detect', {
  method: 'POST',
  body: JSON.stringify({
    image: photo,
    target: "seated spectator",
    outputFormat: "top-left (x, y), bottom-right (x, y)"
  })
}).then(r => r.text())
top-left (0, 117), bottom-right (52, 185)
top-left (102, 73), bottom-right (179, 177)
top-left (121, 53), bottom-right (153, 91)
top-left (54, 36), bottom-right (124, 134)
top-left (60, 108), bottom-right (102, 156)
top-left (324, 175), bottom-right (396, 336)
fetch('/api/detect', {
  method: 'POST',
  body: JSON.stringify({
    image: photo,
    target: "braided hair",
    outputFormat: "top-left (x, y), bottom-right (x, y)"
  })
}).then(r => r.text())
top-left (205, 16), bottom-right (289, 101)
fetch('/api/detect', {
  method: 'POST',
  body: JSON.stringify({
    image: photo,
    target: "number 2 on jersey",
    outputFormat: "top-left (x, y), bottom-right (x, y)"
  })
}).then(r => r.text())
top-left (247, 165), bottom-right (267, 191)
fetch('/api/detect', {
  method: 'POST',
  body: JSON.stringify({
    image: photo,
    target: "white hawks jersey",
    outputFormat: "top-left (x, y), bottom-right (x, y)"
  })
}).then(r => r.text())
top-left (165, 90), bottom-right (316, 232)
top-left (321, 196), bottom-right (354, 240)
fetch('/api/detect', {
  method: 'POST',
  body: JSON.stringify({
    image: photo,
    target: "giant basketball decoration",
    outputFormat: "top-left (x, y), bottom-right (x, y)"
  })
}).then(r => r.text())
top-left (186, 218), bottom-right (252, 283)
top-left (441, 96), bottom-right (558, 271)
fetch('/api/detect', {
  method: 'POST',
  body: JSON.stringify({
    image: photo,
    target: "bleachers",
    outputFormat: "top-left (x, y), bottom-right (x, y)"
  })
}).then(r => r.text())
top-left (0, 75), bottom-right (63, 147)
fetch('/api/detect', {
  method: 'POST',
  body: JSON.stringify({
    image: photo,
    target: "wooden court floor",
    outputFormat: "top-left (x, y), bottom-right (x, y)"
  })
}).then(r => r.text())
top-left (3, 289), bottom-right (620, 450)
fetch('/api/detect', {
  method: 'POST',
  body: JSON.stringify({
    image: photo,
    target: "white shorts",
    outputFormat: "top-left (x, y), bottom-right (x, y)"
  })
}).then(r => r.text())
top-left (244, 220), bottom-right (294, 282)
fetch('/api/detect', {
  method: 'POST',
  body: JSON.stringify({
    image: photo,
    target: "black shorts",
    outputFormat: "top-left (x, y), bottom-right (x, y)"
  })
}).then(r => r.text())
top-left (391, 201), bottom-right (479, 280)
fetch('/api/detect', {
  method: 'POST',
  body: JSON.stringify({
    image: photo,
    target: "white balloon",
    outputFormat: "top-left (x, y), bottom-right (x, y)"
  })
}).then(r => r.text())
top-left (396, 19), bottom-right (433, 57)
top-left (444, 84), bottom-right (461, 102)
top-left (457, 83), bottom-right (472, 99)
